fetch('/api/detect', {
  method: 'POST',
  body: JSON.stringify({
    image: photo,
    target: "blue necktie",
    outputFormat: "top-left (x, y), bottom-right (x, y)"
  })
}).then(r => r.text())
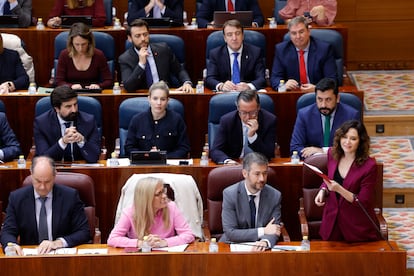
top-left (145, 63), bottom-right (153, 88)
top-left (232, 52), bottom-right (240, 84)
top-left (38, 197), bottom-right (49, 243)
top-left (249, 195), bottom-right (256, 228)
top-left (3, 1), bottom-right (11, 14)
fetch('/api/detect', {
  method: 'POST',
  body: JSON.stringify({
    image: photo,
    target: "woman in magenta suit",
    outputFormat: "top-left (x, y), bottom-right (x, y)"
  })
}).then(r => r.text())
top-left (107, 177), bottom-right (194, 248)
top-left (314, 120), bottom-right (382, 242)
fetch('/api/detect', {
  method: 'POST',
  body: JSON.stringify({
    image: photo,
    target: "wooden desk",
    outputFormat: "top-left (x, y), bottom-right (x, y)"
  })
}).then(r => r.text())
top-left (0, 241), bottom-right (406, 275)
top-left (0, 25), bottom-right (347, 86)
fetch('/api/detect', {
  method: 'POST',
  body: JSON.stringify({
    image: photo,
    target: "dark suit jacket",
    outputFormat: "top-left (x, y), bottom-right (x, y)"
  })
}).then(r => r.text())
top-left (270, 37), bottom-right (337, 90)
top-left (220, 181), bottom-right (282, 247)
top-left (33, 110), bottom-right (101, 163)
top-left (206, 43), bottom-right (266, 90)
top-left (119, 43), bottom-right (191, 92)
top-left (290, 102), bottom-right (359, 158)
top-left (319, 148), bottom-right (381, 242)
top-left (0, 48), bottom-right (29, 90)
top-left (196, 0), bottom-right (264, 28)
top-left (0, 184), bottom-right (90, 247)
top-left (127, 0), bottom-right (183, 24)
top-left (11, 0), bottom-right (32, 28)
top-left (210, 109), bottom-right (277, 163)
top-left (0, 112), bottom-right (21, 162)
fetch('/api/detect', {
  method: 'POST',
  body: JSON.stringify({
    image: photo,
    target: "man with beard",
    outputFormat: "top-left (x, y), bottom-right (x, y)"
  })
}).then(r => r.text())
top-left (290, 77), bottom-right (359, 159)
top-left (33, 85), bottom-right (101, 163)
top-left (220, 152), bottom-right (282, 250)
top-left (119, 19), bottom-right (193, 93)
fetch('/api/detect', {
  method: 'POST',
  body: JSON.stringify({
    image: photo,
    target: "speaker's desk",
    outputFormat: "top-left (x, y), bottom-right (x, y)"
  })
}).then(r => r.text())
top-left (0, 241), bottom-right (405, 275)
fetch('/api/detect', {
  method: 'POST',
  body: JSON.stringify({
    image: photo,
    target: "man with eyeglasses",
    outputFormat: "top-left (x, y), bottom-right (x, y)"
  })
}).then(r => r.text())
top-left (210, 90), bottom-right (277, 164)
top-left (206, 19), bottom-right (266, 92)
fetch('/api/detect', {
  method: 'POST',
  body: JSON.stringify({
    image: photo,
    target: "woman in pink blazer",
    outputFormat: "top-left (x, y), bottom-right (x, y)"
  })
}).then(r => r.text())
top-left (107, 177), bottom-right (195, 248)
top-left (314, 120), bottom-right (382, 242)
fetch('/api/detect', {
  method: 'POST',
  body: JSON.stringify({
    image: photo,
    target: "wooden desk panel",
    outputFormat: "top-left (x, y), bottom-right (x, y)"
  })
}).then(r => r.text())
top-left (0, 242), bottom-right (406, 275)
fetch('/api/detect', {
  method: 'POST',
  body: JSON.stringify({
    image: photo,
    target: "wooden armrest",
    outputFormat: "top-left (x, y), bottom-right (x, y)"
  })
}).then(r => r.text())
top-left (99, 136), bottom-right (107, 160)
top-left (298, 197), bottom-right (309, 238)
top-left (280, 222), bottom-right (290, 242)
top-left (374, 208), bottom-right (388, 240)
top-left (93, 216), bottom-right (101, 244)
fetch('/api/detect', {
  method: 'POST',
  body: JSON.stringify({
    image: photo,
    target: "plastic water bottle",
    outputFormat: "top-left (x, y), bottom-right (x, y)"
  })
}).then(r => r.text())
top-left (109, 152), bottom-right (119, 167)
top-left (269, 17), bottom-right (277, 28)
top-left (113, 82), bottom-right (121, 95)
top-left (200, 151), bottom-right (208, 166)
top-left (141, 236), bottom-right (151, 252)
top-left (278, 80), bottom-right (286, 92)
top-left (17, 155), bottom-right (26, 169)
top-left (4, 243), bottom-right (18, 256)
top-left (209, 238), bottom-right (218, 252)
top-left (291, 151), bottom-right (300, 164)
top-left (36, 18), bottom-right (45, 30)
top-left (300, 236), bottom-right (310, 251)
top-left (28, 82), bottom-right (37, 94)
top-left (190, 18), bottom-right (197, 29)
top-left (113, 18), bottom-right (122, 30)
top-left (196, 80), bottom-right (204, 94)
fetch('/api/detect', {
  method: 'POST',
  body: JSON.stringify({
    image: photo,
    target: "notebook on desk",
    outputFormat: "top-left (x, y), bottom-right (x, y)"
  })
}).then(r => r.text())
top-left (213, 11), bottom-right (253, 27)
top-left (0, 15), bottom-right (19, 26)
top-left (140, 17), bottom-right (183, 28)
top-left (130, 150), bottom-right (167, 165)
top-left (73, 88), bottom-right (102, 94)
top-left (60, 15), bottom-right (92, 28)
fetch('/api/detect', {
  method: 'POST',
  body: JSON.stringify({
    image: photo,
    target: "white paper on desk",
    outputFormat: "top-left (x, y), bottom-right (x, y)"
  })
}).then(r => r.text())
top-left (230, 242), bottom-right (256, 252)
top-left (54, 248), bottom-right (77, 255)
top-left (272, 245), bottom-right (302, 251)
top-left (283, 161), bottom-right (303, 165)
top-left (71, 163), bottom-right (104, 167)
top-left (77, 248), bottom-right (108, 255)
top-left (153, 244), bottom-right (189, 252)
top-left (22, 248), bottom-right (55, 256)
top-left (166, 159), bottom-right (193, 166)
top-left (106, 158), bottom-right (131, 167)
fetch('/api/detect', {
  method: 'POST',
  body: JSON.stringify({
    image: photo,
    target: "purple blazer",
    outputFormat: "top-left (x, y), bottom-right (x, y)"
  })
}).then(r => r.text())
top-left (319, 148), bottom-right (381, 242)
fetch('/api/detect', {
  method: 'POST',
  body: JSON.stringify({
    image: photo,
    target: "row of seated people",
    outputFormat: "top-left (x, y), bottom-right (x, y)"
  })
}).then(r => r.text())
top-left (0, 16), bottom-right (342, 95)
top-left (2, 0), bottom-right (337, 28)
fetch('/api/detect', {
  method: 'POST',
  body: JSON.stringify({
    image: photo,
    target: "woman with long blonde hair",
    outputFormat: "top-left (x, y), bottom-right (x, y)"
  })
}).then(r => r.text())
top-left (108, 177), bottom-right (194, 248)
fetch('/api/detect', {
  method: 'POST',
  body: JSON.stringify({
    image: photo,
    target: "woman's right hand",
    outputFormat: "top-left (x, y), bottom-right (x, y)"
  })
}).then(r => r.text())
top-left (47, 17), bottom-right (61, 28)
top-left (71, 84), bottom-right (82, 90)
top-left (314, 189), bottom-right (326, 206)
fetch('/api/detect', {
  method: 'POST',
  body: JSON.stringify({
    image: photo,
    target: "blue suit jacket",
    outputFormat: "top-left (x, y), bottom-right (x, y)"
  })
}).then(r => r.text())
top-left (270, 37), bottom-right (337, 90)
top-left (33, 109), bottom-right (101, 163)
top-left (0, 48), bottom-right (29, 90)
top-left (0, 185), bottom-right (90, 247)
top-left (210, 109), bottom-right (277, 163)
top-left (290, 103), bottom-right (360, 157)
top-left (206, 43), bottom-right (266, 90)
top-left (196, 0), bottom-right (264, 28)
top-left (0, 112), bottom-right (21, 162)
top-left (221, 181), bottom-right (282, 247)
top-left (127, 0), bottom-right (183, 24)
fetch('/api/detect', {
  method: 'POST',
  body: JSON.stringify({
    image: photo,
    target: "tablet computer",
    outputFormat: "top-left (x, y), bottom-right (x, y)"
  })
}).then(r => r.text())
top-left (213, 11), bottom-right (253, 27)
top-left (130, 150), bottom-right (167, 165)
top-left (140, 17), bottom-right (183, 28)
top-left (73, 88), bottom-right (102, 94)
top-left (60, 15), bottom-right (93, 28)
top-left (0, 15), bottom-right (19, 26)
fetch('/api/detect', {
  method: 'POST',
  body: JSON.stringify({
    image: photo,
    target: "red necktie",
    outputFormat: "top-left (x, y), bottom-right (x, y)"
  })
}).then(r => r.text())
top-left (299, 50), bottom-right (307, 84)
top-left (228, 0), bottom-right (234, 11)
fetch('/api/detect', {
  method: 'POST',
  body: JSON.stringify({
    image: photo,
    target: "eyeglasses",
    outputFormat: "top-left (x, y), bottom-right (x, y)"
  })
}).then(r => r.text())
top-left (154, 187), bottom-right (167, 197)
top-left (238, 109), bottom-right (259, 117)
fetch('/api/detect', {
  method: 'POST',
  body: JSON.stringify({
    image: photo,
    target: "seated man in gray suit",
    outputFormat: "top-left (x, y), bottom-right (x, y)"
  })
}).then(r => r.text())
top-left (220, 152), bottom-right (282, 250)
top-left (119, 19), bottom-right (193, 93)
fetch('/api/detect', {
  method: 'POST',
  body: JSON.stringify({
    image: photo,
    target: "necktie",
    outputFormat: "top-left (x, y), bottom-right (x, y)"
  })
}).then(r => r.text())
top-left (299, 50), bottom-right (307, 85)
top-left (243, 125), bottom-right (253, 156)
top-left (3, 1), bottom-right (11, 15)
top-left (249, 195), bottom-right (256, 228)
top-left (63, 122), bottom-right (73, 162)
top-left (145, 63), bottom-right (153, 88)
top-left (323, 114), bottom-right (331, 147)
top-left (38, 197), bottom-right (49, 243)
top-left (153, 2), bottom-right (162, 18)
top-left (232, 52), bottom-right (240, 84)
top-left (227, 0), bottom-right (234, 11)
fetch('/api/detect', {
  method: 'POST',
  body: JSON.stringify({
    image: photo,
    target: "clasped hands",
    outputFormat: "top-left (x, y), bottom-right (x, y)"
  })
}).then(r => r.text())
top-left (220, 81), bottom-right (250, 92)
top-left (285, 79), bottom-right (315, 92)
top-left (145, 0), bottom-right (165, 14)
top-left (63, 126), bottom-right (84, 144)
top-left (137, 234), bottom-right (167, 248)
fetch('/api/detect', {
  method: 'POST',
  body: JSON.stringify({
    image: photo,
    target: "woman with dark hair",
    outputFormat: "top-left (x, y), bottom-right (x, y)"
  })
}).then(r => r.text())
top-left (314, 120), bottom-right (381, 242)
top-left (55, 22), bottom-right (112, 89)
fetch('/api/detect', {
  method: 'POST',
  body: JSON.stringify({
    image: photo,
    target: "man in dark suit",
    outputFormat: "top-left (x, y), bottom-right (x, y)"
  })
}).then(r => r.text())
top-left (290, 78), bottom-right (360, 158)
top-left (0, 156), bottom-right (90, 255)
top-left (0, 112), bottom-right (21, 161)
top-left (221, 152), bottom-right (282, 250)
top-left (210, 90), bottom-right (277, 164)
top-left (270, 16), bottom-right (337, 92)
top-left (33, 86), bottom-right (101, 163)
top-left (127, 0), bottom-right (183, 25)
top-left (196, 0), bottom-right (264, 28)
top-left (119, 19), bottom-right (193, 93)
top-left (2, 0), bottom-right (32, 28)
top-left (206, 19), bottom-right (265, 91)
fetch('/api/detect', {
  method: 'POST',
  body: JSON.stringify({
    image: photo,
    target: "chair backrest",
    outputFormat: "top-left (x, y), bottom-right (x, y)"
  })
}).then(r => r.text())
top-left (35, 96), bottom-right (103, 137)
top-left (284, 29), bottom-right (344, 86)
top-left (296, 92), bottom-right (362, 120)
top-left (22, 172), bottom-right (97, 242)
top-left (0, 99), bottom-right (5, 113)
top-left (103, 0), bottom-right (113, 25)
top-left (54, 31), bottom-right (115, 79)
top-left (118, 97), bottom-right (184, 157)
top-left (208, 92), bottom-right (274, 147)
top-left (206, 30), bottom-right (266, 67)
top-left (207, 165), bottom-right (279, 239)
top-left (273, 0), bottom-right (287, 24)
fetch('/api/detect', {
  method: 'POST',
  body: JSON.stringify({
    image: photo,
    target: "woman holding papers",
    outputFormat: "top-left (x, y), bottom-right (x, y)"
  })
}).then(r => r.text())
top-left (107, 177), bottom-right (194, 248)
top-left (314, 120), bottom-right (381, 242)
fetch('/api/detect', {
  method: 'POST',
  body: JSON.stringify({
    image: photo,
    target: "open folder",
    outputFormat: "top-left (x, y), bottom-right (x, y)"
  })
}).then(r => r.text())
top-left (303, 163), bottom-right (331, 182)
